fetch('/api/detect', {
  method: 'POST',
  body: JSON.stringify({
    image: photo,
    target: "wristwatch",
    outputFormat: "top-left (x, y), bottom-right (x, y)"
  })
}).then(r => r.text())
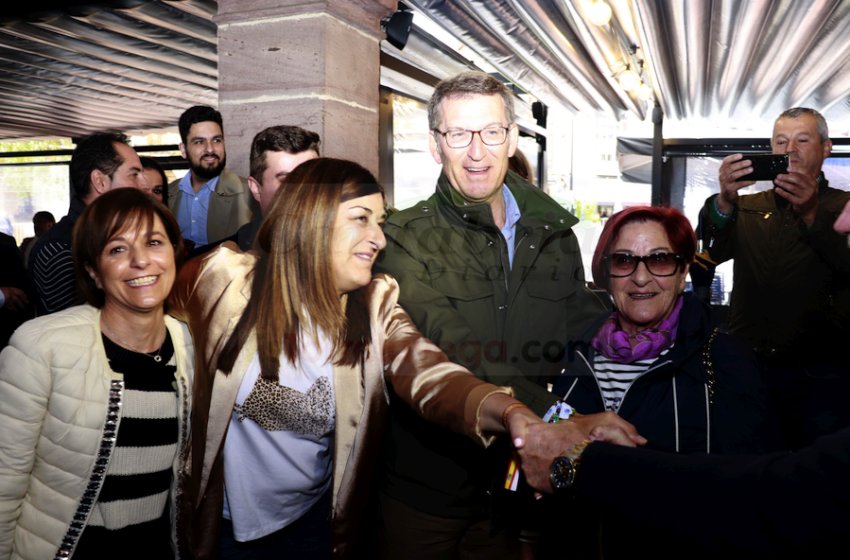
top-left (550, 440), bottom-right (592, 494)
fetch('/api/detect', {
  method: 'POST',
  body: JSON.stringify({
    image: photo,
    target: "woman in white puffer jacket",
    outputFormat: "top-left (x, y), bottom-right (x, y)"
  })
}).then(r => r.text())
top-left (0, 189), bottom-right (193, 560)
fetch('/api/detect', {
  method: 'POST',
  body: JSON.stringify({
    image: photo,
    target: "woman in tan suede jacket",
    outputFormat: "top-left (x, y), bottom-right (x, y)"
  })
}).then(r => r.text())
top-left (169, 158), bottom-right (544, 560)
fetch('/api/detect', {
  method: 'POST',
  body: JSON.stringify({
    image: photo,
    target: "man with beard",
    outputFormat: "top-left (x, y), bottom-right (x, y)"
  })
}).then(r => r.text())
top-left (168, 105), bottom-right (255, 247)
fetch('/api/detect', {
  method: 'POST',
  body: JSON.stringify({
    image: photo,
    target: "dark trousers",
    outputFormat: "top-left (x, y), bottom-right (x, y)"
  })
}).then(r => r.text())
top-left (761, 361), bottom-right (850, 451)
top-left (219, 488), bottom-right (331, 560)
top-left (378, 492), bottom-right (519, 560)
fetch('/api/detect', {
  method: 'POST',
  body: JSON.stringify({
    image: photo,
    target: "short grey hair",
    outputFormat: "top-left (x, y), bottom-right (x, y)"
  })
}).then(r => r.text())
top-left (776, 107), bottom-right (829, 143)
top-left (428, 71), bottom-right (516, 131)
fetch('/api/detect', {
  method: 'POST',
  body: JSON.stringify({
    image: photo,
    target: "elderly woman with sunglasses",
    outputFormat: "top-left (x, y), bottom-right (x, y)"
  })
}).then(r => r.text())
top-left (541, 206), bottom-right (785, 559)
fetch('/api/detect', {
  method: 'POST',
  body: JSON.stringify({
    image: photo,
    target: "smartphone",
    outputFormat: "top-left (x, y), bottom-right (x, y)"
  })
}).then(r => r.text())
top-left (738, 153), bottom-right (789, 182)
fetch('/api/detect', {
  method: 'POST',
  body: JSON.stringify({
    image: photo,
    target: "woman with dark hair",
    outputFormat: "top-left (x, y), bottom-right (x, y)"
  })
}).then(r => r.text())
top-left (0, 188), bottom-right (193, 559)
top-left (508, 148), bottom-right (534, 184)
top-left (169, 158), bottom-right (561, 560)
top-left (140, 156), bottom-right (169, 204)
top-left (542, 206), bottom-right (785, 559)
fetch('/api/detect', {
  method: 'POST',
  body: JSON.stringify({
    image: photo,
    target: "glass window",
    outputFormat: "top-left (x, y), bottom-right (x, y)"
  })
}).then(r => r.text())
top-left (555, 112), bottom-right (653, 284)
top-left (392, 94), bottom-right (442, 211)
top-left (1, 139), bottom-right (73, 245)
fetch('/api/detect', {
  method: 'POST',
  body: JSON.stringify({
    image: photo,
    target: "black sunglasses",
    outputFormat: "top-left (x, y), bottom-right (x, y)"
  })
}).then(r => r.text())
top-left (603, 252), bottom-right (686, 277)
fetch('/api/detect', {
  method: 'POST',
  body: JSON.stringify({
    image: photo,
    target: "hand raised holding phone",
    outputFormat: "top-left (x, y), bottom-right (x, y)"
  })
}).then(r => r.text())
top-left (717, 153), bottom-right (758, 214)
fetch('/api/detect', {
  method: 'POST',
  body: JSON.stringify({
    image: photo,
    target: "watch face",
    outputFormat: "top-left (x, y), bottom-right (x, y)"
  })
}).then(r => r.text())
top-left (550, 456), bottom-right (575, 492)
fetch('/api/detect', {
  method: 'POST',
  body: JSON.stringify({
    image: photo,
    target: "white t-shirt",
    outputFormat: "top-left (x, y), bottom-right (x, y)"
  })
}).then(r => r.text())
top-left (222, 332), bottom-right (335, 541)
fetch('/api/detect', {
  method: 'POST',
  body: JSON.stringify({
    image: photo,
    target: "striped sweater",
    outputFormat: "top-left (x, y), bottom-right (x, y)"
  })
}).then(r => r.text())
top-left (73, 332), bottom-right (179, 558)
top-left (593, 346), bottom-right (672, 412)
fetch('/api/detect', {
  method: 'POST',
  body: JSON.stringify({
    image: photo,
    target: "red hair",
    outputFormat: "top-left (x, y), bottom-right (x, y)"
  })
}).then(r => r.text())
top-left (592, 206), bottom-right (696, 291)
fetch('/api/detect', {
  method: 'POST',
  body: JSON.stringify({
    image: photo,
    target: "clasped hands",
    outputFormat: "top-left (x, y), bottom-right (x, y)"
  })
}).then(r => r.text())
top-left (505, 407), bottom-right (645, 494)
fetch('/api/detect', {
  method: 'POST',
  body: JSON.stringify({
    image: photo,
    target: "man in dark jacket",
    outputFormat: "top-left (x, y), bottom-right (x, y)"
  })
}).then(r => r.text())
top-left (517, 420), bottom-right (849, 559)
top-left (188, 125), bottom-right (319, 258)
top-left (700, 107), bottom-right (850, 450)
top-left (0, 233), bottom-right (31, 347)
top-left (29, 132), bottom-right (151, 315)
top-left (375, 71), bottom-right (610, 559)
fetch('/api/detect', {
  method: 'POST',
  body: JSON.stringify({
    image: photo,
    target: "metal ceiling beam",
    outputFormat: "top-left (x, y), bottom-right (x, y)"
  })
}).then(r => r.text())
top-left (0, 36), bottom-right (216, 101)
top-left (557, 0), bottom-right (645, 119)
top-left (32, 15), bottom-right (216, 72)
top-left (68, 9), bottom-right (217, 61)
top-left (0, 82), bottom-right (183, 123)
top-left (404, 0), bottom-right (584, 114)
top-left (118, 1), bottom-right (216, 43)
top-left (0, 21), bottom-right (216, 87)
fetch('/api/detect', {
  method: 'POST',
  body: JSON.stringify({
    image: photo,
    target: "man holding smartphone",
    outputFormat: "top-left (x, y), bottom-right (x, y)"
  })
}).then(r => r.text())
top-left (700, 107), bottom-right (850, 450)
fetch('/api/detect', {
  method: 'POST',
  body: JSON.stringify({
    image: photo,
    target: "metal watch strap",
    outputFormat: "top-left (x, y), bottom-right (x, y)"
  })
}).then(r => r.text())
top-left (550, 439), bottom-right (592, 493)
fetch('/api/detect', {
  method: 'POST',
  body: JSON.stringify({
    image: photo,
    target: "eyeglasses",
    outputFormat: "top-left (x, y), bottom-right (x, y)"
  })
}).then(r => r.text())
top-left (433, 126), bottom-right (510, 149)
top-left (603, 252), bottom-right (685, 277)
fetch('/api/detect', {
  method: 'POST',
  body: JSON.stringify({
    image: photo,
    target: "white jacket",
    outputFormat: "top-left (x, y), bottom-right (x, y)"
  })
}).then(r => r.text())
top-left (0, 305), bottom-right (194, 560)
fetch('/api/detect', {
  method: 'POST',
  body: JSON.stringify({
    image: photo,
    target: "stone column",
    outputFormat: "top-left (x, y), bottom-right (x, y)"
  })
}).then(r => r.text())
top-left (215, 0), bottom-right (394, 179)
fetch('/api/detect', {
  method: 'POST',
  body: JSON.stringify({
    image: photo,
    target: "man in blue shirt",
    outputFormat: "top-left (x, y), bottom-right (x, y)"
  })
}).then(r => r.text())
top-left (168, 106), bottom-right (256, 247)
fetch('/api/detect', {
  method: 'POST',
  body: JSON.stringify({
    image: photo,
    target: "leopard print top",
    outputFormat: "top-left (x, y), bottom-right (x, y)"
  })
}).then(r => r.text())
top-left (233, 375), bottom-right (335, 438)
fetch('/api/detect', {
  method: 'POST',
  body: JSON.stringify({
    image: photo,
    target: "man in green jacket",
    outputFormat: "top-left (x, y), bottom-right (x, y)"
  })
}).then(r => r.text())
top-left (375, 71), bottom-right (610, 559)
top-left (700, 107), bottom-right (850, 451)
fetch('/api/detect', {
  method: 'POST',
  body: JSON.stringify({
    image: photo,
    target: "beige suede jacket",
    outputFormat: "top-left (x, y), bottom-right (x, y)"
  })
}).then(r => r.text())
top-left (167, 168), bottom-right (256, 245)
top-left (0, 305), bottom-right (194, 560)
top-left (169, 244), bottom-right (512, 560)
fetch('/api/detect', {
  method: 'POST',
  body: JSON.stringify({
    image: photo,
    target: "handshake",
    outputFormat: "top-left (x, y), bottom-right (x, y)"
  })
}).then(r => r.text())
top-left (504, 407), bottom-right (645, 494)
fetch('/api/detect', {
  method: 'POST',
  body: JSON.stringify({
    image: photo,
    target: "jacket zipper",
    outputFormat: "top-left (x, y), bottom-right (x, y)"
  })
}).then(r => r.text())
top-left (505, 232), bottom-right (529, 304)
top-left (708, 206), bottom-right (771, 247)
top-left (577, 350), bottom-right (711, 453)
top-left (738, 207), bottom-right (772, 219)
top-left (576, 350), bottom-right (673, 411)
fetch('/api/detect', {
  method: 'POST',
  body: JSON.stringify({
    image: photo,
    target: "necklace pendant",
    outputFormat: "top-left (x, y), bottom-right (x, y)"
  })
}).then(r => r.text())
top-left (154, 355), bottom-right (162, 363)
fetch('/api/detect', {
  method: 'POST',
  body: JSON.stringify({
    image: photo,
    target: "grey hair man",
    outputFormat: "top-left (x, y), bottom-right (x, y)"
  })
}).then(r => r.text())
top-left (701, 107), bottom-right (850, 450)
top-left (375, 72), bottom-right (622, 559)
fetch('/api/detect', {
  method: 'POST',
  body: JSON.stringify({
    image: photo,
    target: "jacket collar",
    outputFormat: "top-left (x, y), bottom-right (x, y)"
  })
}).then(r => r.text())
top-left (817, 172), bottom-right (829, 193)
top-left (568, 292), bottom-right (715, 381)
top-left (432, 170), bottom-right (578, 234)
top-left (69, 196), bottom-right (87, 221)
top-left (216, 167), bottom-right (246, 195)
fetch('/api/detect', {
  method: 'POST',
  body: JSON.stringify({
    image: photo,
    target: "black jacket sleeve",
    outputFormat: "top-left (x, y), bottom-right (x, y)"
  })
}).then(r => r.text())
top-left (577, 429), bottom-right (850, 557)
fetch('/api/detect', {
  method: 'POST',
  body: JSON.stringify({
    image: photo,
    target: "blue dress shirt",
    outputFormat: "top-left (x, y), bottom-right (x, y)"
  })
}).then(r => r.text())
top-left (176, 173), bottom-right (219, 245)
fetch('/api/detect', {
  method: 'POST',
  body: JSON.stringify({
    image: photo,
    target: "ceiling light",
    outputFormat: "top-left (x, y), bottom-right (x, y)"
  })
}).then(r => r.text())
top-left (637, 83), bottom-right (653, 100)
top-left (618, 70), bottom-right (641, 91)
top-left (587, 1), bottom-right (613, 26)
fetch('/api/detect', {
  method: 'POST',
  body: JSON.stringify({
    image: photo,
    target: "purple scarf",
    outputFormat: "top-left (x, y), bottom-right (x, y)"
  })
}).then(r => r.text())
top-left (591, 296), bottom-right (684, 364)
